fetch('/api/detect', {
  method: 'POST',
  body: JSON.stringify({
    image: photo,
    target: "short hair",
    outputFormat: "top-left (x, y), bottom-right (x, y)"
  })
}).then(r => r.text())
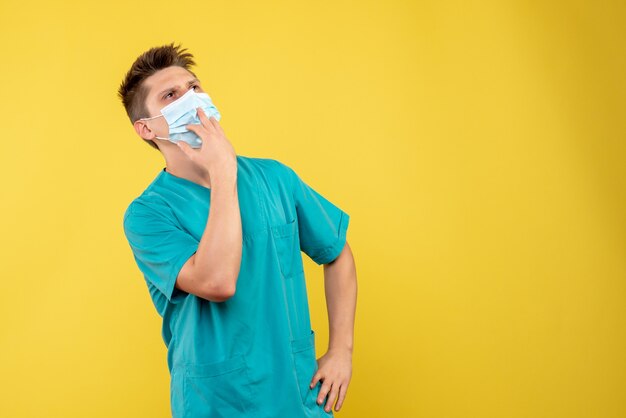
top-left (117, 42), bottom-right (198, 150)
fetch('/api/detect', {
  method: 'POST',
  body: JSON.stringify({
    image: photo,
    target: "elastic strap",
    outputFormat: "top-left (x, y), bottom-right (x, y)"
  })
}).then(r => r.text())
top-left (139, 114), bottom-right (164, 121)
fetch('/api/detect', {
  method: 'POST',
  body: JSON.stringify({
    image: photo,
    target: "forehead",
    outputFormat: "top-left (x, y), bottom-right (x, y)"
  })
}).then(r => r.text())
top-left (143, 66), bottom-right (196, 100)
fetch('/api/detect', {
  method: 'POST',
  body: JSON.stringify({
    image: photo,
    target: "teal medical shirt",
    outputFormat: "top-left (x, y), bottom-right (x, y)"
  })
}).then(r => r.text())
top-left (123, 155), bottom-right (350, 418)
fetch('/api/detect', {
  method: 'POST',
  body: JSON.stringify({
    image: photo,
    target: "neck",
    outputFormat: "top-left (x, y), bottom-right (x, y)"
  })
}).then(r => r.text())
top-left (161, 145), bottom-right (212, 188)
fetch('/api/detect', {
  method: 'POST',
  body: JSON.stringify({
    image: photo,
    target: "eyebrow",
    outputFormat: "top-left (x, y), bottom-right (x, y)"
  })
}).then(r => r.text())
top-left (157, 78), bottom-right (200, 99)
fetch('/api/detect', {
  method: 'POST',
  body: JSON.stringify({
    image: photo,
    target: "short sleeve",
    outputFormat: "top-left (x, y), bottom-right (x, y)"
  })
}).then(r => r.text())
top-left (123, 201), bottom-right (200, 302)
top-left (280, 161), bottom-right (350, 265)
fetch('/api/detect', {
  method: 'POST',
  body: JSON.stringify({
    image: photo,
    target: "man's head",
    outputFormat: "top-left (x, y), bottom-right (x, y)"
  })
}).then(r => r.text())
top-left (117, 43), bottom-right (205, 150)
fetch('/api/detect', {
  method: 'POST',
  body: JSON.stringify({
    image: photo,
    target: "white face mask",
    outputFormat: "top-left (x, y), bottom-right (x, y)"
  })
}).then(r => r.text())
top-left (140, 88), bottom-right (221, 148)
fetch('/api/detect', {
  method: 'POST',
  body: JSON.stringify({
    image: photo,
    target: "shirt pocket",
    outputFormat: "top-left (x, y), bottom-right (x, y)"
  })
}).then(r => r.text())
top-left (182, 354), bottom-right (257, 418)
top-left (271, 218), bottom-right (304, 279)
top-left (291, 330), bottom-right (326, 410)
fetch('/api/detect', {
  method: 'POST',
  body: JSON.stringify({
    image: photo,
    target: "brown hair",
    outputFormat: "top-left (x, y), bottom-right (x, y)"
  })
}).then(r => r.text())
top-left (117, 42), bottom-right (198, 150)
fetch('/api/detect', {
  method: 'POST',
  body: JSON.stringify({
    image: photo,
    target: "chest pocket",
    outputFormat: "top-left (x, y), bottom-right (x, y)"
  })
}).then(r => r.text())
top-left (271, 218), bottom-right (304, 279)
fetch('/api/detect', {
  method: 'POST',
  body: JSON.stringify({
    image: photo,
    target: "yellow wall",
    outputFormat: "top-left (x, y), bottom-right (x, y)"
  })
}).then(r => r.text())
top-left (1, 0), bottom-right (624, 417)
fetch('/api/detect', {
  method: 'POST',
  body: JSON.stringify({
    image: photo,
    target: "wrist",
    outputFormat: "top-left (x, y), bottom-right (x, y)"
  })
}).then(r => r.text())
top-left (208, 162), bottom-right (237, 181)
top-left (208, 172), bottom-right (237, 190)
top-left (328, 344), bottom-right (353, 354)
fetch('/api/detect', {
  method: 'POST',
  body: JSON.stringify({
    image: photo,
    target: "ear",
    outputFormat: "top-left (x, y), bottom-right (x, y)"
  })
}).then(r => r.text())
top-left (133, 119), bottom-right (157, 143)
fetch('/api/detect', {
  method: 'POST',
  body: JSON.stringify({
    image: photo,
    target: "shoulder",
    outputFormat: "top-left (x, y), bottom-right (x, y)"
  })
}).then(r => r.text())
top-left (123, 193), bottom-right (172, 231)
top-left (236, 154), bottom-right (295, 182)
top-left (123, 198), bottom-right (149, 221)
top-left (236, 154), bottom-right (290, 171)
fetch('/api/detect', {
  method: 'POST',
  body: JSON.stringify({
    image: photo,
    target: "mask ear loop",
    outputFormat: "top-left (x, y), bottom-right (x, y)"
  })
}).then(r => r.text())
top-left (138, 114), bottom-right (173, 141)
top-left (139, 114), bottom-right (164, 121)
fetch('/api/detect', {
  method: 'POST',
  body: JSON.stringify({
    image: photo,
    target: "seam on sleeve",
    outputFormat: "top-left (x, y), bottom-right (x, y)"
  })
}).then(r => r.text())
top-left (311, 211), bottom-right (350, 265)
top-left (164, 245), bottom-right (199, 302)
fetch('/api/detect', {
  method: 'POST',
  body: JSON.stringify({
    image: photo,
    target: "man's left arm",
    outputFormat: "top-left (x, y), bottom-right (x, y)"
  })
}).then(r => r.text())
top-left (309, 240), bottom-right (358, 414)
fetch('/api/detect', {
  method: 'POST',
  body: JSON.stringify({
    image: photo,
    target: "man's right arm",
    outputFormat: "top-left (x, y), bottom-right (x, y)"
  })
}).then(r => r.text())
top-left (175, 167), bottom-right (241, 302)
top-left (173, 109), bottom-right (241, 302)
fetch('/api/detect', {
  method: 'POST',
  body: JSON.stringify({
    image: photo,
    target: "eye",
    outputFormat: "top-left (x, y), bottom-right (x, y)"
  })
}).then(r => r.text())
top-left (191, 84), bottom-right (200, 90)
top-left (164, 91), bottom-right (173, 99)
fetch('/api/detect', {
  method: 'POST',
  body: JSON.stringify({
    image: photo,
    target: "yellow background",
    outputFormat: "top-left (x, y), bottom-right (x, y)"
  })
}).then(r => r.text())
top-left (1, 0), bottom-right (624, 417)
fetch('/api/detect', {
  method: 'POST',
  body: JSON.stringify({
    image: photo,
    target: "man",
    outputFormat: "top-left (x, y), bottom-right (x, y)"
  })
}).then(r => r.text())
top-left (118, 43), bottom-right (357, 418)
